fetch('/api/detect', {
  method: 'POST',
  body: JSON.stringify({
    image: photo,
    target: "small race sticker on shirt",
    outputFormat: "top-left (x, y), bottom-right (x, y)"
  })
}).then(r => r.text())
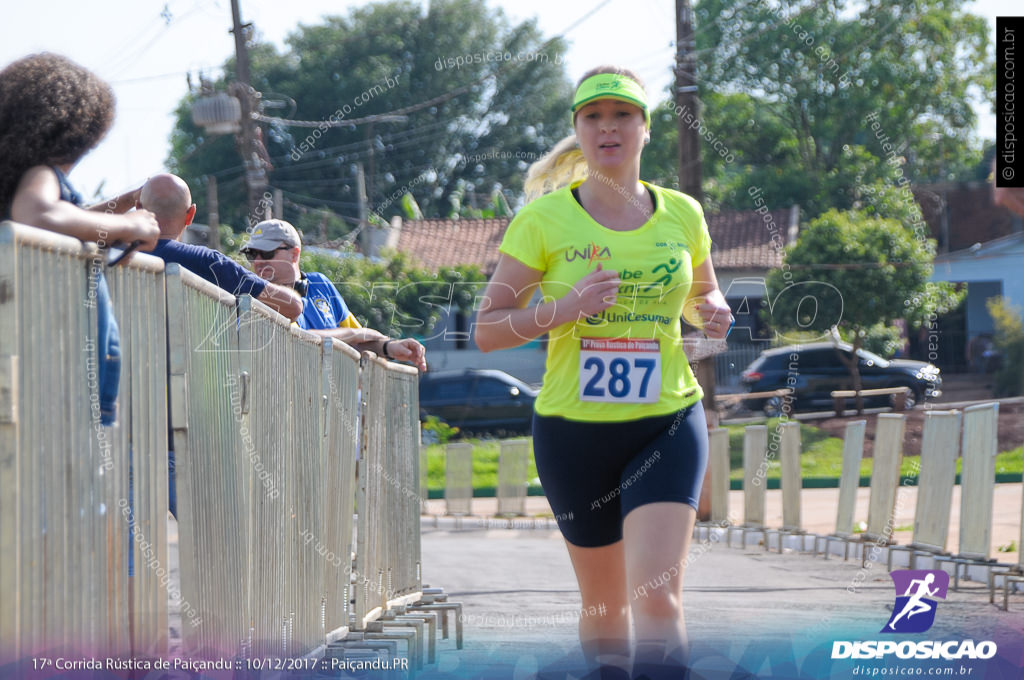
top-left (579, 337), bottom-right (661, 404)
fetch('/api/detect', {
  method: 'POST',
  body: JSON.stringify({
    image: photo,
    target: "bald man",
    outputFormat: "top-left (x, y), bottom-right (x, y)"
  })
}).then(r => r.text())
top-left (139, 174), bottom-right (302, 321)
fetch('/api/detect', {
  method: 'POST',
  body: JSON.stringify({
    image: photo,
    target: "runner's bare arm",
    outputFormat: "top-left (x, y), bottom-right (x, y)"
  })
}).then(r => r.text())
top-left (474, 254), bottom-right (620, 352)
top-left (683, 257), bottom-right (732, 340)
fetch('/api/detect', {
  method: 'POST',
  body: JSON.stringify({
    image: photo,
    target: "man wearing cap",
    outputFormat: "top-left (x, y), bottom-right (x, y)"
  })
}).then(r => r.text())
top-left (243, 219), bottom-right (427, 371)
top-left (139, 174), bottom-right (303, 321)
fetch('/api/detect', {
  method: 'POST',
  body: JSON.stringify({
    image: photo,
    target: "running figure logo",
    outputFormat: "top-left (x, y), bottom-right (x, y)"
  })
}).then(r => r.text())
top-left (882, 570), bottom-right (949, 634)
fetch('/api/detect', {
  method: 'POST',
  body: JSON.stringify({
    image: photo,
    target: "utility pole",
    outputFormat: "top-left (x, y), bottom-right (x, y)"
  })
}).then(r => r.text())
top-left (230, 0), bottom-right (266, 222)
top-left (206, 175), bottom-right (220, 250)
top-left (273, 188), bottom-right (283, 219)
top-left (677, 0), bottom-right (719, 520)
top-left (363, 114), bottom-right (407, 214)
top-left (367, 122), bottom-right (376, 210)
top-left (356, 163), bottom-right (369, 256)
top-left (676, 0), bottom-right (702, 203)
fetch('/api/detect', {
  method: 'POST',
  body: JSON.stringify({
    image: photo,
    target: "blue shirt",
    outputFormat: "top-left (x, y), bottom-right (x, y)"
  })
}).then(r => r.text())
top-left (146, 239), bottom-right (268, 298)
top-left (297, 271), bottom-right (360, 331)
top-left (44, 166), bottom-right (122, 424)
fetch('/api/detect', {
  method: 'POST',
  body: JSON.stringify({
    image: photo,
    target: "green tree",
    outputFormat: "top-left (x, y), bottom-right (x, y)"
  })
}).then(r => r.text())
top-left (687, 0), bottom-right (992, 216)
top-left (169, 0), bottom-right (571, 232)
top-left (765, 209), bottom-right (962, 412)
top-left (300, 249), bottom-right (486, 339)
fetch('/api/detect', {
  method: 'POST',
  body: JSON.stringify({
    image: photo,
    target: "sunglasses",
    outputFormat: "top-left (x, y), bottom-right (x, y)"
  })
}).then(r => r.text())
top-left (242, 245), bottom-right (291, 261)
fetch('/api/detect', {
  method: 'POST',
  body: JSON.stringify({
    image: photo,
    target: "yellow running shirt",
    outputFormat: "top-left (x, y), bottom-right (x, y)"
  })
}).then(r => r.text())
top-left (498, 180), bottom-right (711, 422)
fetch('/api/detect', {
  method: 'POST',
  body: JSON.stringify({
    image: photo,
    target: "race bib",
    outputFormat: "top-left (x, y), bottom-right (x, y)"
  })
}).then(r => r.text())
top-left (579, 337), bottom-right (661, 403)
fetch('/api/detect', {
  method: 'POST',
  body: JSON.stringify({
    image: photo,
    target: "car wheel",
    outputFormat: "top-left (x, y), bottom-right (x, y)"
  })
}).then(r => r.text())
top-left (891, 385), bottom-right (919, 410)
top-left (763, 395), bottom-right (787, 418)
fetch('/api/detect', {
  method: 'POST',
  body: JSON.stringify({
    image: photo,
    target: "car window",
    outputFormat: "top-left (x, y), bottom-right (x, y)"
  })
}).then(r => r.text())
top-left (474, 378), bottom-right (514, 398)
top-left (797, 349), bottom-right (842, 369)
top-left (429, 379), bottom-right (473, 400)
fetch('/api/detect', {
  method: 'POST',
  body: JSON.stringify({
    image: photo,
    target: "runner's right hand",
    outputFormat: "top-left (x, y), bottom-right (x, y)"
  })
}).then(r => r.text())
top-left (566, 264), bottom-right (621, 318)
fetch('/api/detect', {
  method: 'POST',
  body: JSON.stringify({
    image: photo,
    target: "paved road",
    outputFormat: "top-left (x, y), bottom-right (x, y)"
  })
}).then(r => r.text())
top-left (418, 524), bottom-right (1024, 678)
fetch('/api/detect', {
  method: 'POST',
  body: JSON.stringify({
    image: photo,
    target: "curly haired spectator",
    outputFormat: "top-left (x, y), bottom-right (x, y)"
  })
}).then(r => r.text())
top-left (0, 53), bottom-right (159, 428)
top-left (0, 53), bottom-right (158, 247)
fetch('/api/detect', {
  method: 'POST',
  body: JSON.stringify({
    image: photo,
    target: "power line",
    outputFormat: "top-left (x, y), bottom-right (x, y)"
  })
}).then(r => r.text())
top-left (109, 70), bottom-right (191, 86)
top-left (252, 84), bottom-right (478, 128)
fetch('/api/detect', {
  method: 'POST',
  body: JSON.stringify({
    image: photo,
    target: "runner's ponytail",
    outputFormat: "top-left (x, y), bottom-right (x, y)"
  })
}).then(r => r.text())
top-left (523, 134), bottom-right (588, 200)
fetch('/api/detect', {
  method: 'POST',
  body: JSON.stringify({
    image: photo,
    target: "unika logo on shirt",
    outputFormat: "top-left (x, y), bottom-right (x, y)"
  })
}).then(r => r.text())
top-left (564, 243), bottom-right (612, 265)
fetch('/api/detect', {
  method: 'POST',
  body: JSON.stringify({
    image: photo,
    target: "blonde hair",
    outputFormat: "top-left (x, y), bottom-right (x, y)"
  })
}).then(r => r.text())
top-left (523, 65), bottom-right (647, 200)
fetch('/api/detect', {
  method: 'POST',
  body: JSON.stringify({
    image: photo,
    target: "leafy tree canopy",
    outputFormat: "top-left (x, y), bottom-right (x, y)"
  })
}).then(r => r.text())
top-left (640, 0), bottom-right (993, 216)
top-left (169, 0), bottom-right (572, 232)
top-left (766, 209), bottom-right (962, 340)
top-left (300, 249), bottom-right (486, 339)
top-left (764, 208), bottom-right (964, 408)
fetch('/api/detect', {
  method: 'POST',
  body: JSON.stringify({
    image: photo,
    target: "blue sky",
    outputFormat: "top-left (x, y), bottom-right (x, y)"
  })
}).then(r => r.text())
top-left (0, 0), bottom-right (1016, 202)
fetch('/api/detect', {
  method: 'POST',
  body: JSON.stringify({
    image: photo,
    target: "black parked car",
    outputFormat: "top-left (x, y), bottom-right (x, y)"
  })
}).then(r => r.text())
top-left (418, 368), bottom-right (538, 435)
top-left (740, 343), bottom-right (942, 416)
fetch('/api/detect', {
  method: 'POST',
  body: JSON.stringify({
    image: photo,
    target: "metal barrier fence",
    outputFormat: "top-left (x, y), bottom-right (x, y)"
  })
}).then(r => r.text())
top-left (779, 422), bottom-right (802, 532)
top-left (864, 414), bottom-right (906, 544)
top-left (835, 420), bottom-right (866, 537)
top-left (707, 428), bottom-right (730, 525)
top-left (910, 410), bottom-right (960, 553)
top-left (742, 425), bottom-right (767, 527)
top-left (323, 338), bottom-right (361, 644)
top-left (444, 443), bottom-right (474, 517)
top-left (957, 402), bottom-right (999, 560)
top-left (106, 251), bottom-right (171, 657)
top-left (353, 354), bottom-right (422, 629)
top-left (0, 223), bottom-right (167, 661)
top-left (888, 410), bottom-right (962, 570)
top-left (239, 296), bottom-right (324, 657)
top-left (167, 264), bottom-right (249, 657)
top-left (0, 222), bottom-right (427, 663)
top-left (497, 439), bottom-right (530, 517)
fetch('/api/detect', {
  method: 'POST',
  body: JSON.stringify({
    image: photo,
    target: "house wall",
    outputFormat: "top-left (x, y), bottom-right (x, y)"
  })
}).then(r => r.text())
top-left (932, 247), bottom-right (1024, 341)
top-left (932, 247), bottom-right (1024, 309)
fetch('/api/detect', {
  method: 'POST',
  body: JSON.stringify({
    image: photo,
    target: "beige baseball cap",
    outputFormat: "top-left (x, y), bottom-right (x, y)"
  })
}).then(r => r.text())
top-left (244, 219), bottom-right (301, 250)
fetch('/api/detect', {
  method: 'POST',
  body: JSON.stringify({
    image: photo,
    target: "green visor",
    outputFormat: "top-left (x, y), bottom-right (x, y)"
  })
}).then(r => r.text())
top-left (571, 73), bottom-right (651, 128)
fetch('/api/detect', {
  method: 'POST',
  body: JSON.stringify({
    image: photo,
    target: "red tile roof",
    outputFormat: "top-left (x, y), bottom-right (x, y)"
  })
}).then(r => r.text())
top-left (914, 183), bottom-right (1020, 252)
top-left (397, 218), bottom-right (511, 274)
top-left (707, 210), bottom-right (791, 270)
top-left (395, 210), bottom-right (793, 274)
top-left (393, 184), bottom-right (1024, 274)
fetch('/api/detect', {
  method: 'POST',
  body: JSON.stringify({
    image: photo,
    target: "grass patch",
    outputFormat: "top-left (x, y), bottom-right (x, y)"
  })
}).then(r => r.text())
top-left (720, 420), bottom-right (1023, 482)
top-left (726, 418), bottom-right (847, 480)
top-left (424, 438), bottom-right (539, 492)
top-left (994, 446), bottom-right (1023, 477)
top-left (426, 429), bottom-right (1023, 493)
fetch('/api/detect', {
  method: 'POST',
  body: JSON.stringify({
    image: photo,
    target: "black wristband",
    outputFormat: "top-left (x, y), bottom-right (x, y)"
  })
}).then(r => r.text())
top-left (382, 339), bottom-right (393, 358)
